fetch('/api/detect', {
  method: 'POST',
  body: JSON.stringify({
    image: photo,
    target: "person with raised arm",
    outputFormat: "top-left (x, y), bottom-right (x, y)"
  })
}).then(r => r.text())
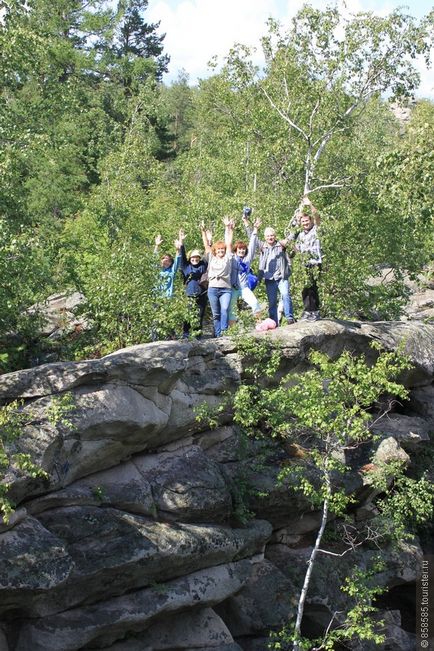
top-left (288, 195), bottom-right (322, 321)
top-left (242, 211), bottom-right (295, 328)
top-left (154, 233), bottom-right (181, 298)
top-left (228, 212), bottom-right (263, 325)
top-left (177, 228), bottom-right (208, 338)
top-left (201, 217), bottom-right (239, 337)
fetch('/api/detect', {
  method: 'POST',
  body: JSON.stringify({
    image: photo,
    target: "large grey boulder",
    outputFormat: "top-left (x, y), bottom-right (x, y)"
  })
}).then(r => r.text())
top-left (0, 339), bottom-right (233, 403)
top-left (119, 608), bottom-right (238, 650)
top-left (16, 561), bottom-right (252, 651)
top-left (408, 384), bottom-right (434, 424)
top-left (1, 321), bottom-right (433, 405)
top-left (1, 321), bottom-right (433, 509)
top-left (27, 446), bottom-right (233, 524)
top-left (214, 559), bottom-right (295, 637)
top-left (0, 319), bottom-right (432, 650)
top-left (371, 413), bottom-right (431, 448)
top-left (1, 510), bottom-right (271, 617)
top-left (7, 384), bottom-right (170, 504)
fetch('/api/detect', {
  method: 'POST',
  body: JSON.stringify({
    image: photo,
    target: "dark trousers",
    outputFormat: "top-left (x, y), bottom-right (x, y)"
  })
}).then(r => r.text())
top-left (183, 292), bottom-right (208, 335)
top-left (302, 268), bottom-right (321, 312)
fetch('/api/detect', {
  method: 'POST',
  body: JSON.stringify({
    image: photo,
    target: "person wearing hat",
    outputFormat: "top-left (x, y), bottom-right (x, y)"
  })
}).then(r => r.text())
top-left (178, 229), bottom-right (208, 338)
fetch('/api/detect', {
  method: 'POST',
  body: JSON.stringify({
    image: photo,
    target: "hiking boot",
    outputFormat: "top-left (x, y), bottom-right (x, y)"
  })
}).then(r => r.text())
top-left (300, 311), bottom-right (311, 321)
top-left (309, 311), bottom-right (321, 321)
top-left (287, 317), bottom-right (296, 325)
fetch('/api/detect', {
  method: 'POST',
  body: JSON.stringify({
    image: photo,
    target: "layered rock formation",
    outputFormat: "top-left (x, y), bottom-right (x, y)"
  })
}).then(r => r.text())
top-left (0, 320), bottom-right (433, 650)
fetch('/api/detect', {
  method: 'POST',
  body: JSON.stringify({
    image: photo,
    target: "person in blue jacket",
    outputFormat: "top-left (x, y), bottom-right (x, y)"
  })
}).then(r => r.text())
top-left (154, 233), bottom-right (181, 298)
top-left (228, 215), bottom-right (264, 325)
top-left (178, 229), bottom-right (208, 338)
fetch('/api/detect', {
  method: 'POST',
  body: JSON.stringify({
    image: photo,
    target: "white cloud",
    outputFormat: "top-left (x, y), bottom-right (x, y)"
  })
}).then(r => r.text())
top-left (148, 0), bottom-right (433, 97)
top-left (415, 56), bottom-right (434, 99)
top-left (148, 0), bottom-right (282, 82)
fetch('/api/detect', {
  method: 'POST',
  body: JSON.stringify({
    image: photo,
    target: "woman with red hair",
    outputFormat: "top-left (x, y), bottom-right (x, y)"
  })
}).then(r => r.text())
top-left (201, 217), bottom-right (239, 337)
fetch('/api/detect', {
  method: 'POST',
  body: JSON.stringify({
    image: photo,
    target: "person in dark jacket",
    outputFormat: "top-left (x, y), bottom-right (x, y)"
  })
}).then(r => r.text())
top-left (288, 196), bottom-right (322, 321)
top-left (178, 229), bottom-right (208, 338)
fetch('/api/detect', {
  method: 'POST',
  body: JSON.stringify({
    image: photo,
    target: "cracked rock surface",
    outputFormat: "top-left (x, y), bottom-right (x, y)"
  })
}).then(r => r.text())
top-left (0, 320), bottom-right (433, 650)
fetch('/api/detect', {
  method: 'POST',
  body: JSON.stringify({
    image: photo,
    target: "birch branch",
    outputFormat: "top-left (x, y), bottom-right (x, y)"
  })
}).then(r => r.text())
top-left (309, 179), bottom-right (351, 192)
top-left (261, 87), bottom-right (307, 139)
top-left (308, 99), bottom-right (321, 139)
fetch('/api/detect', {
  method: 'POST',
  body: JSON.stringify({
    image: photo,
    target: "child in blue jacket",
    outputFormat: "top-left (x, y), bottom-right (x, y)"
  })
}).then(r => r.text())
top-left (154, 233), bottom-right (181, 298)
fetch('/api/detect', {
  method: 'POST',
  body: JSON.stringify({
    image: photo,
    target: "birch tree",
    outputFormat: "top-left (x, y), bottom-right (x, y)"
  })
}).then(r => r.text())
top-left (232, 342), bottom-right (434, 650)
top-left (226, 5), bottom-right (433, 206)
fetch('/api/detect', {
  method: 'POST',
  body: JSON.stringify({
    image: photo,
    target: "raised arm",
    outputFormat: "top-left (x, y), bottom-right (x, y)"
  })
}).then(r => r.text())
top-left (171, 237), bottom-right (181, 275)
top-left (244, 217), bottom-right (261, 264)
top-left (223, 216), bottom-right (234, 252)
top-left (154, 233), bottom-right (163, 256)
top-left (303, 195), bottom-right (321, 226)
top-left (177, 229), bottom-right (189, 267)
top-left (200, 221), bottom-right (212, 254)
top-left (242, 213), bottom-right (253, 238)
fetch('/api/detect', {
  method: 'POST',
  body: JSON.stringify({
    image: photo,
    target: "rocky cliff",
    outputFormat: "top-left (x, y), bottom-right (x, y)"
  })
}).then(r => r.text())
top-left (0, 319), bottom-right (433, 651)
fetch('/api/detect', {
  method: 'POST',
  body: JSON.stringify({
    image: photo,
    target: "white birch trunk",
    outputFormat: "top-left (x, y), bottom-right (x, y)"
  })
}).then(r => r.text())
top-left (293, 471), bottom-right (331, 651)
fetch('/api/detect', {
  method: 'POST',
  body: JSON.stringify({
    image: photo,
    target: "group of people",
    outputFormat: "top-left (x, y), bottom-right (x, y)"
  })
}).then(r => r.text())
top-left (154, 197), bottom-right (322, 338)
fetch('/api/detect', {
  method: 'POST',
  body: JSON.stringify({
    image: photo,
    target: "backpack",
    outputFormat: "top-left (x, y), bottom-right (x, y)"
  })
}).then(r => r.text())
top-left (239, 260), bottom-right (258, 291)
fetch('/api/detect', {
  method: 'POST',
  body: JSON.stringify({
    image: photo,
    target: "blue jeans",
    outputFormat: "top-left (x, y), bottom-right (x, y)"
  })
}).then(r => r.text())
top-left (265, 278), bottom-right (294, 325)
top-left (207, 287), bottom-right (232, 336)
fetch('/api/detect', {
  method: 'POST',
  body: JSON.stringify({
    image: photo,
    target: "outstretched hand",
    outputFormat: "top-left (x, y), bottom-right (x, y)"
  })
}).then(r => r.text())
top-left (253, 217), bottom-right (261, 229)
top-left (222, 215), bottom-right (232, 227)
top-left (154, 234), bottom-right (163, 247)
top-left (178, 228), bottom-right (186, 242)
top-left (200, 221), bottom-right (213, 250)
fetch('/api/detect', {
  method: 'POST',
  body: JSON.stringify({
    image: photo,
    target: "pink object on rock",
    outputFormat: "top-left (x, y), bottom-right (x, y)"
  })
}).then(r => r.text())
top-left (255, 318), bottom-right (277, 331)
top-left (255, 321), bottom-right (267, 331)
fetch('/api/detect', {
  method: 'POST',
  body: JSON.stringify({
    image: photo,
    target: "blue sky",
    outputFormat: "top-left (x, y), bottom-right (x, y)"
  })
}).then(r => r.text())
top-left (147, 0), bottom-right (434, 97)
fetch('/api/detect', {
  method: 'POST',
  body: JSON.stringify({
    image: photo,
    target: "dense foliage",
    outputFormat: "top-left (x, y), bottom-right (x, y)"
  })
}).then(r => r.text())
top-left (0, 1), bottom-right (433, 370)
top-left (230, 339), bottom-right (434, 650)
top-left (1, 7), bottom-right (433, 648)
